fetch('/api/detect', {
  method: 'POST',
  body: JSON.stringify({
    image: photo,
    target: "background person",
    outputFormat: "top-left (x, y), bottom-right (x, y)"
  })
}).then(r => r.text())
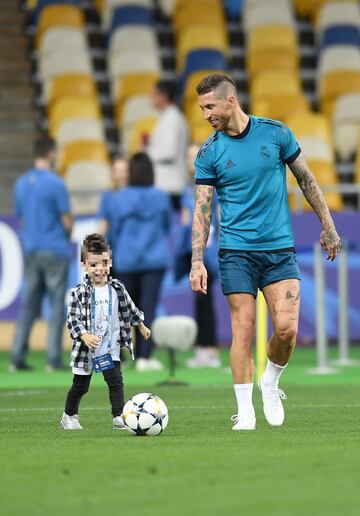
top-left (110, 152), bottom-right (172, 371)
top-left (189, 74), bottom-right (341, 431)
top-left (147, 79), bottom-right (190, 211)
top-left (10, 135), bottom-right (72, 372)
top-left (175, 143), bottom-right (221, 368)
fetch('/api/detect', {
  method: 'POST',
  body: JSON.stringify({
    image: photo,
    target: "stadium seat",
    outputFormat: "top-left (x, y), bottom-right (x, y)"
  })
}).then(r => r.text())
top-left (317, 46), bottom-right (360, 114)
top-left (119, 96), bottom-right (158, 150)
top-left (319, 70), bottom-right (360, 115)
top-left (57, 118), bottom-right (105, 147)
top-left (247, 25), bottom-right (299, 76)
top-left (224, 0), bottom-right (245, 20)
top-left (65, 161), bottom-right (112, 216)
top-left (107, 5), bottom-right (154, 43)
top-left (176, 25), bottom-right (228, 72)
top-left (297, 136), bottom-right (333, 162)
top-left (58, 140), bottom-right (109, 175)
top-left (180, 50), bottom-right (227, 93)
top-left (49, 96), bottom-right (101, 137)
top-left (173, 5), bottom-right (225, 37)
top-left (333, 93), bottom-right (360, 160)
top-left (243, 1), bottom-right (294, 34)
top-left (250, 71), bottom-right (310, 122)
top-left (114, 72), bottom-right (159, 120)
top-left (128, 116), bottom-right (159, 156)
top-left (30, 0), bottom-right (84, 24)
top-left (287, 112), bottom-right (332, 143)
top-left (108, 48), bottom-right (161, 81)
top-left (39, 51), bottom-right (92, 81)
top-left (101, 0), bottom-right (154, 31)
top-left (320, 25), bottom-right (360, 50)
top-left (109, 26), bottom-right (158, 56)
top-left (44, 73), bottom-right (97, 106)
top-left (191, 122), bottom-right (214, 144)
top-left (36, 4), bottom-right (85, 48)
top-left (39, 27), bottom-right (87, 56)
top-left (316, 2), bottom-right (360, 39)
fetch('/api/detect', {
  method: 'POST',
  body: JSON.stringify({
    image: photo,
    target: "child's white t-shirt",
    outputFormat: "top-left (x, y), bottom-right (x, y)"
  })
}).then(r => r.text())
top-left (72, 285), bottom-right (120, 375)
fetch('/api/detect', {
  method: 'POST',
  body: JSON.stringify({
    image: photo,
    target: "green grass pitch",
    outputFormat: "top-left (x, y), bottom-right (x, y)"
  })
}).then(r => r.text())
top-left (1, 347), bottom-right (360, 516)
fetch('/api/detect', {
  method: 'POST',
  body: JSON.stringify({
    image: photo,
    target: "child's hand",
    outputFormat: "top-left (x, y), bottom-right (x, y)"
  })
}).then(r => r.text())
top-left (82, 333), bottom-right (100, 349)
top-left (139, 323), bottom-right (151, 340)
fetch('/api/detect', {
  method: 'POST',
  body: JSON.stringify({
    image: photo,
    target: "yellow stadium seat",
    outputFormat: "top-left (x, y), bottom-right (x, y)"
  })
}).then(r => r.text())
top-left (58, 140), bottom-right (109, 176)
top-left (319, 70), bottom-right (360, 116)
top-left (49, 96), bottom-right (101, 137)
top-left (114, 72), bottom-right (160, 120)
top-left (175, 0), bottom-right (221, 15)
top-left (177, 25), bottom-right (228, 72)
top-left (250, 71), bottom-right (310, 122)
top-left (27, 0), bottom-right (37, 9)
top-left (287, 112), bottom-right (332, 143)
top-left (94, 0), bottom-right (105, 14)
top-left (247, 25), bottom-right (299, 76)
top-left (174, 5), bottom-right (225, 37)
top-left (294, 0), bottom-right (357, 21)
top-left (128, 116), bottom-right (158, 156)
top-left (36, 5), bottom-right (85, 48)
top-left (45, 74), bottom-right (97, 107)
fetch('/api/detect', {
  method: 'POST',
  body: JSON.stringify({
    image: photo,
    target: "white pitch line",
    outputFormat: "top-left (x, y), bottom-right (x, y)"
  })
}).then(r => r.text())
top-left (1, 403), bottom-right (360, 413)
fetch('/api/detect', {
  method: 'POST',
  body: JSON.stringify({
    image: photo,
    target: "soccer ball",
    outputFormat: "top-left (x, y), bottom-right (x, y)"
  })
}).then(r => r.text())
top-left (122, 392), bottom-right (169, 436)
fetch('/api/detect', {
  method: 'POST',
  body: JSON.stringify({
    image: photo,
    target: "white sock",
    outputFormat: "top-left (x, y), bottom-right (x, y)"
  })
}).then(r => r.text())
top-left (261, 359), bottom-right (287, 389)
top-left (233, 383), bottom-right (254, 415)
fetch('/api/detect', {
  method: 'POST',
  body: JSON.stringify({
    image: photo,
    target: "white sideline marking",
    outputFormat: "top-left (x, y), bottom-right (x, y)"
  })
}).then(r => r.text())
top-left (1, 390), bottom-right (47, 397)
top-left (1, 403), bottom-right (360, 413)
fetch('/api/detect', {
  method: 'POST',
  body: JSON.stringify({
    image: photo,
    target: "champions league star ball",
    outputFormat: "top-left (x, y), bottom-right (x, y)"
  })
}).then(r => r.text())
top-left (122, 393), bottom-right (169, 436)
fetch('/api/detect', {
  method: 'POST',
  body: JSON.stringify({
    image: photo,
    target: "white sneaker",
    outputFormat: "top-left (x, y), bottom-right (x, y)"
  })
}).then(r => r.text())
top-left (258, 377), bottom-right (287, 427)
top-left (186, 348), bottom-right (222, 369)
top-left (136, 358), bottom-right (163, 372)
top-left (231, 410), bottom-right (256, 431)
top-left (113, 415), bottom-right (126, 430)
top-left (60, 412), bottom-right (83, 430)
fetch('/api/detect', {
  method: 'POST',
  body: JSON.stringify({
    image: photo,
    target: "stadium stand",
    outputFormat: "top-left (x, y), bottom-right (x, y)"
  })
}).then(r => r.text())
top-left (15, 0), bottom-right (360, 215)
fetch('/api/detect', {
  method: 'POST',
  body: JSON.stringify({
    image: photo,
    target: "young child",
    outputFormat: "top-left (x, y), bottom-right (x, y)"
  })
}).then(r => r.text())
top-left (60, 233), bottom-right (151, 430)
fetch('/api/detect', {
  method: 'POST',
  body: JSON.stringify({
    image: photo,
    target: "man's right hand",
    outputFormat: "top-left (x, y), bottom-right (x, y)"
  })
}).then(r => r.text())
top-left (82, 333), bottom-right (100, 349)
top-left (189, 261), bottom-right (208, 294)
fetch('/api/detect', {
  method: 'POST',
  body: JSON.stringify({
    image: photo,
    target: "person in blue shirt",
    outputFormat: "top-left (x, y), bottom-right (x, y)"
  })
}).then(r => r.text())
top-left (189, 74), bottom-right (341, 431)
top-left (109, 152), bottom-right (171, 372)
top-left (10, 136), bottom-right (72, 372)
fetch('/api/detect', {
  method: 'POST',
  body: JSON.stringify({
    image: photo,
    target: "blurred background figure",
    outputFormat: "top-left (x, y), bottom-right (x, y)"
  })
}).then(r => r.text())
top-left (176, 143), bottom-right (221, 368)
top-left (109, 152), bottom-right (172, 371)
top-left (97, 154), bottom-right (129, 246)
top-left (147, 79), bottom-right (190, 211)
top-left (10, 136), bottom-right (72, 372)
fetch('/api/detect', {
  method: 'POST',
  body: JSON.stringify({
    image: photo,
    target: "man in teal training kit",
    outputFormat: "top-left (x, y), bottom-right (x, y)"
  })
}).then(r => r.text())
top-left (189, 74), bottom-right (341, 431)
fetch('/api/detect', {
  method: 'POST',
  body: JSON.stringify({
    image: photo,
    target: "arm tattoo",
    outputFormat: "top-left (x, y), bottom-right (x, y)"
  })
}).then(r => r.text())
top-left (288, 152), bottom-right (332, 227)
top-left (191, 185), bottom-right (214, 263)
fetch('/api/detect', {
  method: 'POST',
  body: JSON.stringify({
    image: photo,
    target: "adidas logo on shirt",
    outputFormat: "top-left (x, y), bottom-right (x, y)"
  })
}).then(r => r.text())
top-left (225, 160), bottom-right (236, 169)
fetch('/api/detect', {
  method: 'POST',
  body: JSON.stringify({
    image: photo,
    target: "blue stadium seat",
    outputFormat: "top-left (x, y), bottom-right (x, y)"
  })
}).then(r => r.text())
top-left (107, 6), bottom-right (154, 44)
top-left (320, 25), bottom-right (360, 50)
top-left (31, 0), bottom-right (83, 24)
top-left (179, 49), bottom-right (227, 92)
top-left (224, 0), bottom-right (245, 21)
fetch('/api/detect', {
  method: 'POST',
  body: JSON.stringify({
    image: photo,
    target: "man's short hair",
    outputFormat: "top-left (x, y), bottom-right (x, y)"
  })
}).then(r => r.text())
top-left (81, 233), bottom-right (110, 262)
top-left (155, 79), bottom-right (177, 102)
top-left (34, 135), bottom-right (56, 159)
top-left (196, 74), bottom-right (237, 98)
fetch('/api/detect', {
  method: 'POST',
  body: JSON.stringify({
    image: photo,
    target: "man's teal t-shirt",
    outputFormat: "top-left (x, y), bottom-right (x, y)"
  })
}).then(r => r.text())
top-left (194, 116), bottom-right (301, 251)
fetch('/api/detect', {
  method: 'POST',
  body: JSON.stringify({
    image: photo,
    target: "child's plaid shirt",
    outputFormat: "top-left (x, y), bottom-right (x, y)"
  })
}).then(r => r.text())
top-left (67, 276), bottom-right (144, 372)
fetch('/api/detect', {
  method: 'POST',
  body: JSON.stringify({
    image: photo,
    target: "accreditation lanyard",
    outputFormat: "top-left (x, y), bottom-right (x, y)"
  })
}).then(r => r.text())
top-left (90, 284), bottom-right (113, 356)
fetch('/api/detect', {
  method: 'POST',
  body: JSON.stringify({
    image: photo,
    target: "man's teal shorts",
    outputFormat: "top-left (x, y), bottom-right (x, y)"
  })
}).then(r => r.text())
top-left (218, 249), bottom-right (301, 298)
